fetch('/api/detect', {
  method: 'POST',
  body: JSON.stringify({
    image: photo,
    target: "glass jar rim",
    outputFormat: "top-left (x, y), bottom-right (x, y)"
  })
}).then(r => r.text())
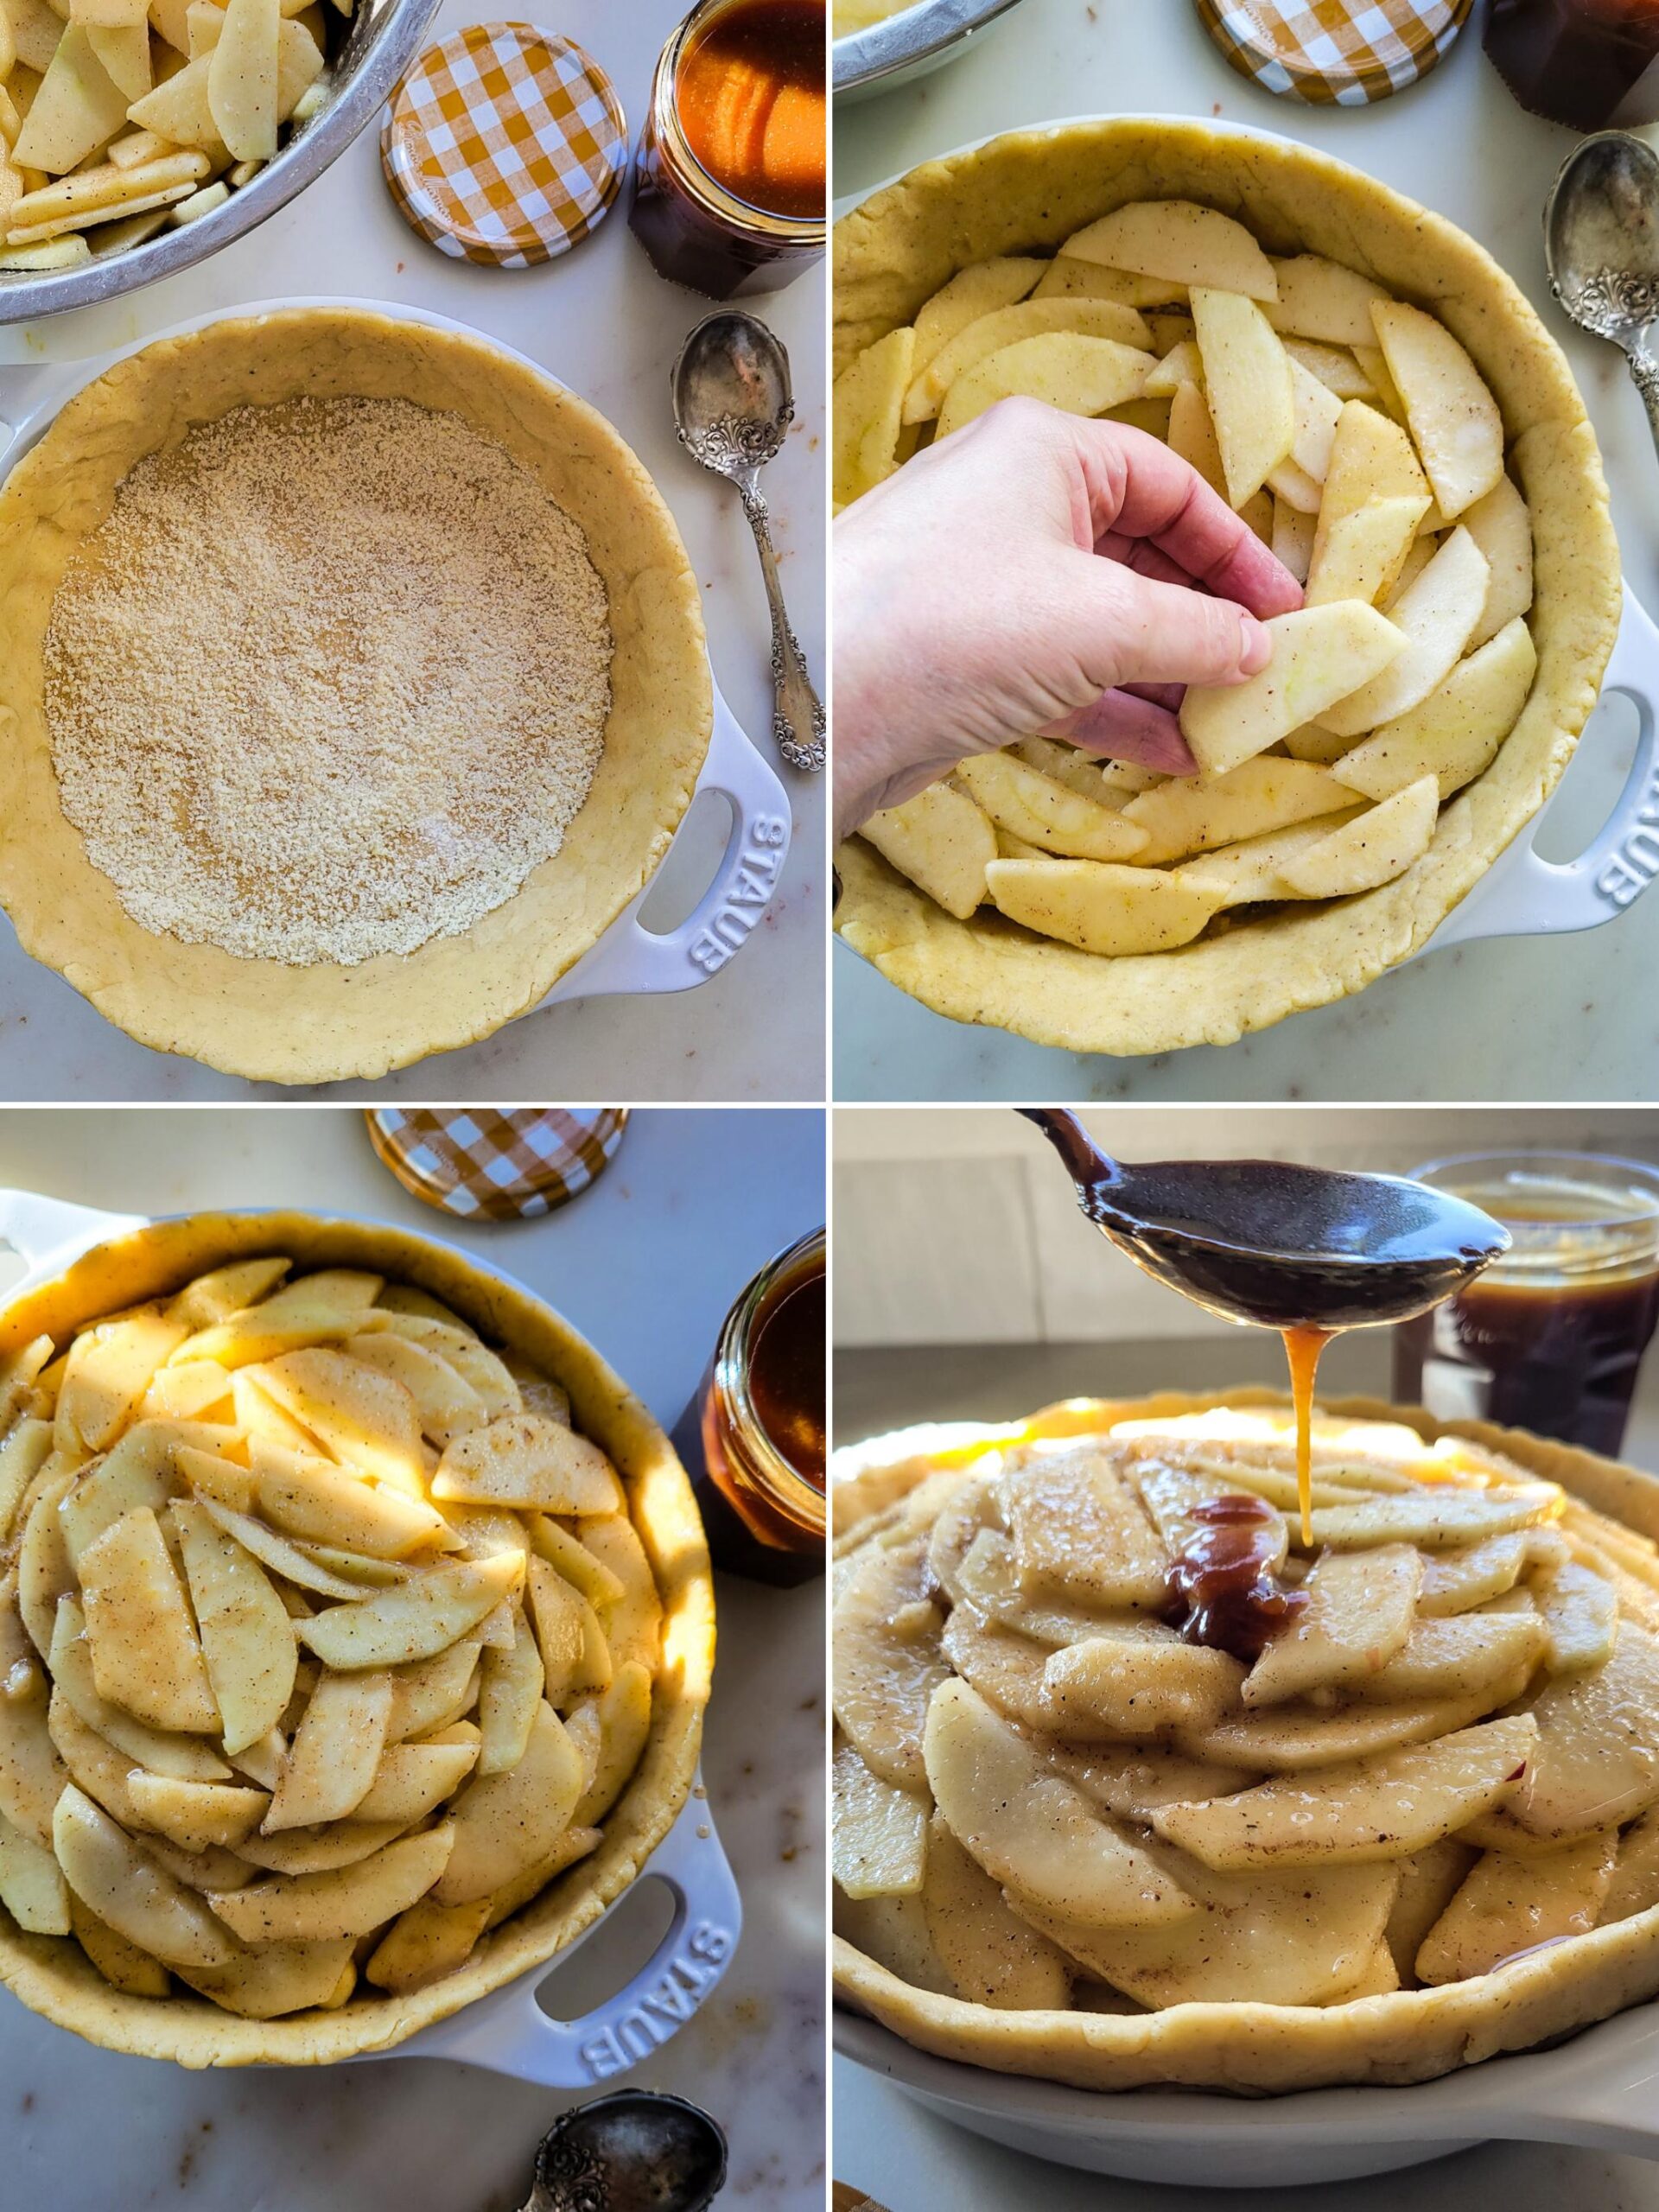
top-left (1409, 1151), bottom-right (1659, 1275)
top-left (656, 0), bottom-right (828, 245)
top-left (715, 1226), bottom-right (825, 1528)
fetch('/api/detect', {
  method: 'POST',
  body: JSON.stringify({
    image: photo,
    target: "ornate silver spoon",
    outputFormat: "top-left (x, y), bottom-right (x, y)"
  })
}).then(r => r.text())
top-left (519, 2089), bottom-right (728, 2211)
top-left (1546, 129), bottom-right (1659, 450)
top-left (672, 310), bottom-right (826, 772)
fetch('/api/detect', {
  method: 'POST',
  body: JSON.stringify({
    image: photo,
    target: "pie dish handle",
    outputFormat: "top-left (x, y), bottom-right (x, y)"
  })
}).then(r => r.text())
top-left (537, 683), bottom-right (792, 1007)
top-left (1427, 582), bottom-right (1659, 951)
top-left (379, 1786), bottom-right (743, 2086)
top-left (0, 1189), bottom-right (147, 1287)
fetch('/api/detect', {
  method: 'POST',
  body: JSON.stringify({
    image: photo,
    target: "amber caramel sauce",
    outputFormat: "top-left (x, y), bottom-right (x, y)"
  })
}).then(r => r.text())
top-left (749, 1269), bottom-right (825, 1489)
top-left (677, 0), bottom-right (826, 221)
top-left (1166, 1492), bottom-right (1307, 1662)
top-left (1281, 1324), bottom-right (1334, 1548)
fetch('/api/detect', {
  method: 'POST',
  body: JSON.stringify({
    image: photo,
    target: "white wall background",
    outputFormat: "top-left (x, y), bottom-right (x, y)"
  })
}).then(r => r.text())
top-left (833, 1109), bottom-right (1659, 1349)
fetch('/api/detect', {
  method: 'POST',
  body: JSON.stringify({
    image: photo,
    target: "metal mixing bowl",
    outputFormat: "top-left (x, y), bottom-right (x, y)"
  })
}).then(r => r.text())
top-left (832, 0), bottom-right (1029, 104)
top-left (0, 0), bottom-right (440, 325)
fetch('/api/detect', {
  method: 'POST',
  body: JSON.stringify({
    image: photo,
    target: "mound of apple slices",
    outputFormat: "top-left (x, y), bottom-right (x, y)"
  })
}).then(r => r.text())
top-left (0, 1257), bottom-right (662, 2016)
top-left (833, 1407), bottom-right (1659, 2014)
top-left (835, 199), bottom-right (1538, 959)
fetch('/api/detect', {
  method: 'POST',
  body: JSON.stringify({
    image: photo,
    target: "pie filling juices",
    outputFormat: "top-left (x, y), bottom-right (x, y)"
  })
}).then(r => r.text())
top-left (630, 0), bottom-right (826, 296)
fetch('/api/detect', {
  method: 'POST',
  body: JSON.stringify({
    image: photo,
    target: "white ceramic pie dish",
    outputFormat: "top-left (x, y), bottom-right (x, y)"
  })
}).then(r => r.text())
top-left (0, 1186), bottom-right (743, 2083)
top-left (0, 297), bottom-right (792, 1037)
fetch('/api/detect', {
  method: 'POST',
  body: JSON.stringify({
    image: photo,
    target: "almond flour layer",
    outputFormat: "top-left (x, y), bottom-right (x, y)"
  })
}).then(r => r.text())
top-left (43, 394), bottom-right (613, 967)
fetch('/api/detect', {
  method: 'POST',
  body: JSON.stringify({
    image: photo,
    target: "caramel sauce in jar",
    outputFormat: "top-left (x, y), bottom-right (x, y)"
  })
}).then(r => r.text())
top-left (630, 0), bottom-right (826, 297)
top-left (672, 1227), bottom-right (825, 1585)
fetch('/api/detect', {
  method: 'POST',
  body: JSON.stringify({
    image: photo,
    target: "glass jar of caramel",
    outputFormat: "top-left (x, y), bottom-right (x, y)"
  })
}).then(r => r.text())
top-left (629, 0), bottom-right (826, 298)
top-left (1392, 1152), bottom-right (1659, 1456)
top-left (673, 1227), bottom-right (825, 1584)
top-left (1484, 0), bottom-right (1659, 130)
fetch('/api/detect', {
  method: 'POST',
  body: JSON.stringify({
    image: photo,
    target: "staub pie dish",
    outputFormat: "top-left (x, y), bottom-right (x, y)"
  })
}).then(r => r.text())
top-left (831, 120), bottom-right (1622, 1055)
top-left (0, 1209), bottom-right (712, 2065)
top-left (832, 1390), bottom-right (1659, 2096)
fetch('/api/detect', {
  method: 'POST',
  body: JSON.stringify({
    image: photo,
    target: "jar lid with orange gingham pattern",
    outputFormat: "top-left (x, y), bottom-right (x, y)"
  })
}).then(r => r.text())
top-left (365, 1109), bottom-right (629, 1221)
top-left (380, 25), bottom-right (627, 268)
top-left (1193, 0), bottom-right (1472, 104)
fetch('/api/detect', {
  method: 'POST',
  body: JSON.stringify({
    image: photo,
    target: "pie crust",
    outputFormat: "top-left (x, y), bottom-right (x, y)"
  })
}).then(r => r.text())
top-left (833, 1389), bottom-right (1659, 2095)
top-left (0, 308), bottom-right (712, 1084)
top-left (832, 120), bottom-right (1622, 1054)
top-left (0, 1209), bottom-right (713, 2065)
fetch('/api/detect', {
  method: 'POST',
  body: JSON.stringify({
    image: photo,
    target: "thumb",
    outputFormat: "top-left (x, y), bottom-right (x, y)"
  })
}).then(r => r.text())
top-left (1051, 551), bottom-right (1274, 691)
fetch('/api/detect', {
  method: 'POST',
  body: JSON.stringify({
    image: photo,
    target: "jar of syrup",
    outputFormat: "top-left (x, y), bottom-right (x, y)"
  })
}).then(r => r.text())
top-left (673, 1227), bottom-right (825, 1584)
top-left (1484, 0), bottom-right (1659, 130)
top-left (1392, 1152), bottom-right (1659, 1456)
top-left (630, 0), bottom-right (826, 298)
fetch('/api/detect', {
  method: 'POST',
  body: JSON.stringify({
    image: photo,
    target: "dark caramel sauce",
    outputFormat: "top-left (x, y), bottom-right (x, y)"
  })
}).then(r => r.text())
top-left (1167, 1493), bottom-right (1307, 1662)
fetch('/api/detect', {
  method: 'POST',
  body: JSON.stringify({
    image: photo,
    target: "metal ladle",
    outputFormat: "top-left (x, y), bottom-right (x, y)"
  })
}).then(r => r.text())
top-left (1020, 1108), bottom-right (1510, 1332)
top-left (1546, 130), bottom-right (1659, 451)
top-left (519, 2090), bottom-right (728, 2211)
top-left (672, 310), bottom-right (826, 773)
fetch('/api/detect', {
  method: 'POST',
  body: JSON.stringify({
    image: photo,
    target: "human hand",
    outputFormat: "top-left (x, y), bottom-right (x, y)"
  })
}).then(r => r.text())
top-left (833, 397), bottom-right (1304, 842)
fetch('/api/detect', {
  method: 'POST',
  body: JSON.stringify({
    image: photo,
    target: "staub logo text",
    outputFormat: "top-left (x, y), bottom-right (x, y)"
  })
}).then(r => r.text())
top-left (1596, 749), bottom-right (1659, 909)
top-left (687, 816), bottom-right (789, 976)
top-left (577, 1920), bottom-right (735, 2080)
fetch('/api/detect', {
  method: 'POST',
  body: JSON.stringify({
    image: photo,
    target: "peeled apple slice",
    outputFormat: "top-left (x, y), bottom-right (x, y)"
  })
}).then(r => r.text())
top-left (1179, 602), bottom-right (1404, 779)
top-left (1058, 200), bottom-right (1279, 301)
top-left (208, 1823), bottom-right (455, 1943)
top-left (54, 1783), bottom-right (236, 1968)
top-left (985, 859), bottom-right (1224, 957)
top-left (297, 1549), bottom-right (524, 1672)
top-left (832, 1741), bottom-right (928, 1899)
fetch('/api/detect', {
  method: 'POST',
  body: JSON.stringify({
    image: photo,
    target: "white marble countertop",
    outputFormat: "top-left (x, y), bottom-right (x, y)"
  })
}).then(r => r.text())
top-left (833, 0), bottom-right (1659, 1103)
top-left (0, 0), bottom-right (825, 1103)
top-left (0, 1104), bottom-right (827, 2210)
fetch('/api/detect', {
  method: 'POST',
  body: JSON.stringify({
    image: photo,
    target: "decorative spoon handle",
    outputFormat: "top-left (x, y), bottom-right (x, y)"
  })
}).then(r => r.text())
top-left (1627, 339), bottom-right (1659, 457)
top-left (737, 478), bottom-right (825, 772)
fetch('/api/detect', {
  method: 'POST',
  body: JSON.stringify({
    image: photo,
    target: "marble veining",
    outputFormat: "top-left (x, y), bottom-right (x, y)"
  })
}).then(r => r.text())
top-left (834, 0), bottom-right (1659, 1103)
top-left (0, 0), bottom-right (825, 1105)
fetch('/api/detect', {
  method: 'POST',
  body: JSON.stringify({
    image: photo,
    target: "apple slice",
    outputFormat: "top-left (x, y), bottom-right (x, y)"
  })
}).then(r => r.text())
top-left (1309, 403), bottom-right (1432, 581)
top-left (1511, 1624), bottom-right (1659, 1837)
top-left (1531, 1555), bottom-right (1618, 1675)
top-left (1319, 528), bottom-right (1490, 736)
top-left (251, 1442), bottom-right (452, 1559)
top-left (55, 1307), bottom-right (186, 1455)
top-left (48, 1690), bottom-right (149, 1830)
top-left (1175, 811), bottom-right (1367, 906)
top-left (1142, 337), bottom-right (1203, 397)
top-left (910, 255), bottom-right (1046, 375)
top-left (1283, 338), bottom-right (1377, 400)
top-left (832, 1535), bottom-right (947, 1792)
top-left (0, 1802), bottom-right (70, 1933)
top-left (1179, 601), bottom-right (1404, 779)
top-left (297, 1548), bottom-right (523, 1673)
top-left (1182, 1677), bottom-right (1532, 1775)
top-left (1166, 378), bottom-right (1225, 497)
top-left (860, 781), bottom-right (995, 921)
top-left (925, 1679), bottom-right (1196, 1928)
top-left (60, 1418), bottom-right (237, 1563)
top-left (1058, 200), bottom-right (1277, 300)
top-left (1304, 493), bottom-right (1429, 610)
top-left (1154, 1713), bottom-right (1538, 1870)
top-left (174, 1270), bottom-right (382, 1369)
top-left (1370, 299), bottom-right (1504, 519)
top-left (1352, 1609), bottom-right (1546, 1702)
top-left (78, 1506), bottom-right (219, 1734)
top-left (986, 858), bottom-right (1224, 956)
top-left (0, 1420), bottom-right (53, 1553)
top-left (1273, 775), bottom-right (1440, 900)
top-left (388, 1633), bottom-right (485, 1744)
top-left (955, 752), bottom-right (1150, 862)
top-left (353, 1725), bottom-right (480, 1826)
top-left (351, 1313), bottom-right (520, 1422)
top-left (1460, 474), bottom-right (1533, 648)
top-left (1001, 1446), bottom-right (1170, 1610)
top-left (50, 1597), bottom-right (230, 1782)
top-left (1272, 496), bottom-right (1316, 584)
top-left (1035, 257), bottom-right (1183, 306)
top-left (264, 1667), bottom-right (392, 1830)
top-left (432, 1413), bottom-right (622, 1516)
top-left (1189, 287), bottom-right (1294, 506)
top-left (1262, 255), bottom-right (1392, 346)
top-left (906, 297), bottom-right (1152, 422)
top-left (251, 1348), bottom-right (426, 1491)
top-left (527, 1518), bottom-right (625, 1609)
top-left (432, 1700), bottom-right (584, 1904)
top-left (919, 1810), bottom-right (1071, 2009)
top-left (477, 1605), bottom-right (543, 1775)
top-left (166, 1255), bottom-right (290, 1330)
top-left (125, 1772), bottom-right (267, 1853)
top-left (1306, 1478), bottom-right (1558, 1550)
top-left (1416, 1832), bottom-right (1617, 1983)
top-left (1417, 1533), bottom-right (1530, 1618)
top-left (236, 1821), bottom-right (404, 1875)
top-left (181, 1936), bottom-right (358, 2018)
top-left (141, 1362), bottom-right (235, 1423)
top-left (345, 1333), bottom-right (486, 1450)
top-left (172, 1498), bottom-right (297, 1758)
top-left (365, 1891), bottom-right (493, 1995)
top-left (1242, 1542), bottom-right (1421, 1707)
top-left (209, 1822), bottom-right (454, 1943)
top-left (1281, 355), bottom-right (1343, 484)
top-left (834, 327), bottom-right (915, 506)
top-left (833, 1740), bottom-right (928, 1899)
top-left (1332, 617), bottom-right (1535, 804)
top-left (1122, 755), bottom-right (1352, 865)
top-left (568, 1660), bottom-right (652, 1825)
top-left (69, 1894), bottom-right (172, 1996)
top-left (942, 1603), bottom-right (1065, 1735)
top-left (956, 1527), bottom-right (1161, 1645)
top-left (195, 1498), bottom-right (378, 1602)
top-left (11, 24), bottom-right (130, 175)
top-left (54, 1784), bottom-right (235, 1968)
top-left (1044, 1635), bottom-right (1243, 1738)
top-left (934, 332), bottom-right (1149, 441)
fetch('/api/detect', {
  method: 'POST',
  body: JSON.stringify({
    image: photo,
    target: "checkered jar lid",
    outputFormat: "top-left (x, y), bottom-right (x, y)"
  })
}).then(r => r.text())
top-left (365, 1109), bottom-right (629, 1221)
top-left (1194, 0), bottom-right (1472, 104)
top-left (380, 25), bottom-right (627, 268)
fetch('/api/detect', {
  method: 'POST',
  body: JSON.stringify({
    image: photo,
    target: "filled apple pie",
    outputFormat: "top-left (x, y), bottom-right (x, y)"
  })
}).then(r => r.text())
top-left (833, 1393), bottom-right (1659, 2093)
top-left (831, 121), bottom-right (1619, 1055)
top-left (0, 1224), bottom-right (708, 2062)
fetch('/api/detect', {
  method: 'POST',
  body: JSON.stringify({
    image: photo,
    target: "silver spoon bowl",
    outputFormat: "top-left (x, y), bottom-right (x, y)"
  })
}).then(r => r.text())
top-left (523, 2089), bottom-right (728, 2212)
top-left (672, 311), bottom-right (826, 773)
top-left (1546, 130), bottom-right (1659, 452)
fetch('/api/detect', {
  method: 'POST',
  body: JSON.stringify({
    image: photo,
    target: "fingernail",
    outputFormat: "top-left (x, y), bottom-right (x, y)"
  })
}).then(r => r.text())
top-left (1238, 613), bottom-right (1272, 676)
